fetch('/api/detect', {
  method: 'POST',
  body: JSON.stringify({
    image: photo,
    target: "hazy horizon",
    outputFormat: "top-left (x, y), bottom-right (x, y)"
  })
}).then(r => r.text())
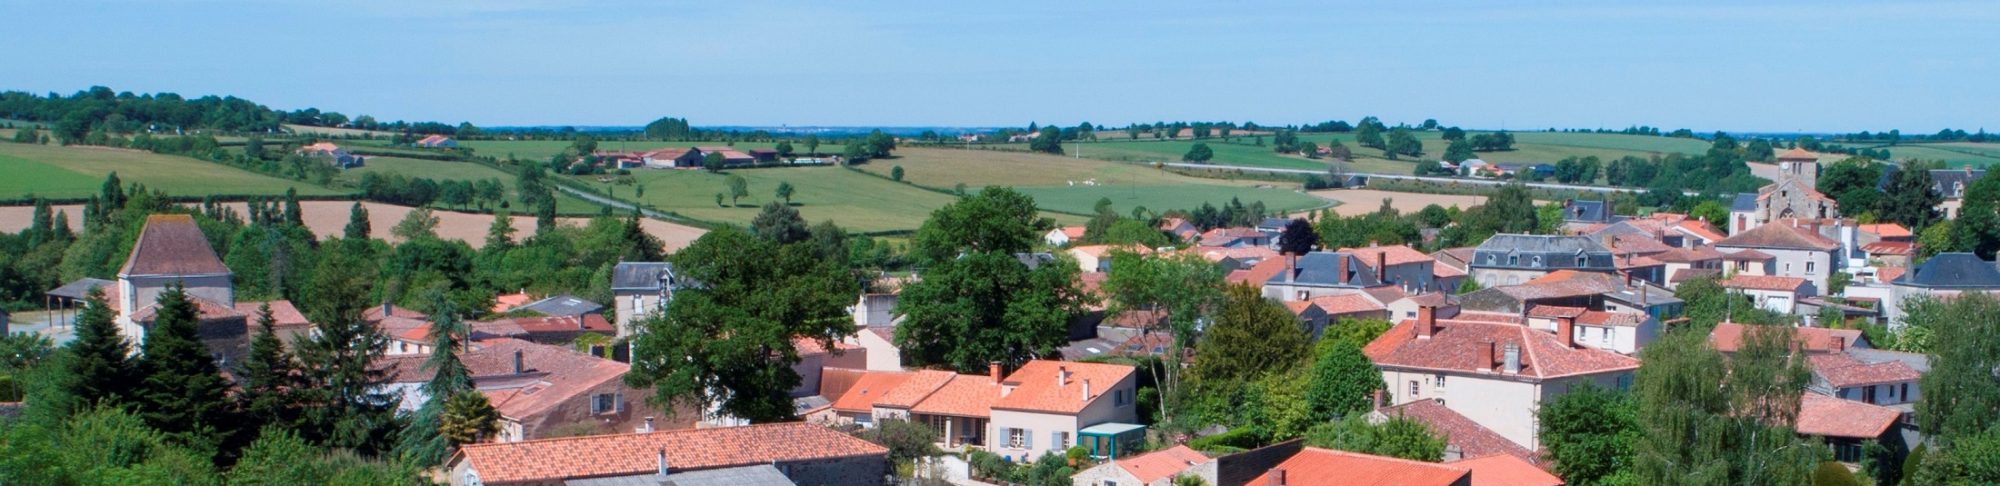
top-left (7, 0), bottom-right (1996, 133)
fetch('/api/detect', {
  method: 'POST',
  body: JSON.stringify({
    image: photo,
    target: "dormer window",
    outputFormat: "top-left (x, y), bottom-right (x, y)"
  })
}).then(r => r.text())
top-left (1509, 255), bottom-right (1520, 266)
top-left (1532, 256), bottom-right (1543, 267)
top-left (1576, 256), bottom-right (1587, 267)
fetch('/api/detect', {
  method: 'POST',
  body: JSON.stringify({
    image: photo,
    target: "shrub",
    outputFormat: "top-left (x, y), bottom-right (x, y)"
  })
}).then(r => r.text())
top-left (1810, 461), bottom-right (1862, 486)
top-left (1188, 426), bottom-right (1267, 452)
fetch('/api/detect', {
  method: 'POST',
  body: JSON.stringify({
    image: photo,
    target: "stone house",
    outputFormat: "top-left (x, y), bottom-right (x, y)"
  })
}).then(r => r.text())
top-left (1720, 274), bottom-right (1813, 314)
top-left (1467, 234), bottom-right (1616, 287)
top-left (115, 214), bottom-right (248, 361)
top-left (1716, 221), bottom-right (1840, 292)
top-left (1364, 302), bottom-right (1641, 451)
top-left (1885, 252), bottom-right (2000, 328)
top-left (610, 262), bottom-right (678, 338)
top-left (380, 337), bottom-right (680, 442)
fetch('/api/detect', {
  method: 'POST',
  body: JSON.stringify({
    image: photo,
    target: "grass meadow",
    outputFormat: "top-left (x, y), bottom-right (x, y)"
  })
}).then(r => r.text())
top-left (0, 142), bottom-right (343, 199)
top-left (341, 156), bottom-right (601, 213)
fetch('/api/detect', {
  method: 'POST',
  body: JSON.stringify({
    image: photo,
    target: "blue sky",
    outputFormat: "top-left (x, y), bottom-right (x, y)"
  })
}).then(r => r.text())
top-left (5, 0), bottom-right (1995, 132)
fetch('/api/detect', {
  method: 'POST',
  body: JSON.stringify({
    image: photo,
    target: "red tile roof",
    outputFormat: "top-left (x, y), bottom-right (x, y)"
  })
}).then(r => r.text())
top-left (1526, 305), bottom-right (1586, 319)
top-left (1575, 310), bottom-right (1646, 327)
top-left (1877, 266), bottom-right (1909, 283)
top-left (1228, 257), bottom-right (1289, 286)
top-left (1058, 225), bottom-right (1087, 239)
top-left (910, 374), bottom-right (1000, 418)
top-left (1311, 293), bottom-right (1387, 316)
top-left (1377, 400), bottom-right (1535, 465)
top-left (1796, 393), bottom-right (1900, 439)
top-left (1677, 220), bottom-right (1728, 243)
top-left (1778, 147), bottom-right (1819, 160)
top-left (1196, 245), bottom-right (1279, 263)
top-left (1248, 447), bottom-right (1470, 486)
top-left (1457, 454), bottom-right (1563, 486)
top-left (492, 292), bottom-right (533, 313)
top-left (1857, 223), bottom-right (1913, 239)
top-left (1717, 223), bottom-right (1839, 252)
top-left (1114, 445), bottom-right (1212, 484)
top-left (1861, 241), bottom-right (1915, 256)
top-left (1434, 263), bottom-right (1467, 278)
top-left (1652, 246), bottom-right (1725, 264)
top-left (381, 338), bottom-right (630, 422)
top-left (1722, 249), bottom-right (1776, 261)
top-left (875, 370), bottom-right (956, 408)
top-left (1339, 245), bottom-right (1435, 267)
top-left (1720, 275), bottom-right (1808, 292)
top-left (1810, 353), bottom-right (1921, 388)
top-left (1707, 322), bottom-right (1862, 354)
top-left (832, 371), bottom-right (913, 413)
top-left (1365, 316), bottom-right (1640, 380)
top-left (995, 360), bottom-right (1136, 414)
top-left (452, 422), bottom-right (887, 484)
top-left (119, 214), bottom-right (230, 277)
top-left (235, 300), bottom-right (309, 328)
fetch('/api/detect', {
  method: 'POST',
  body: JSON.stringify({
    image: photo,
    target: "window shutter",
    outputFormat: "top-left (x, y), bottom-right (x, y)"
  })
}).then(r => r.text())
top-left (1024, 429), bottom-right (1033, 449)
top-left (616, 392), bottom-right (625, 412)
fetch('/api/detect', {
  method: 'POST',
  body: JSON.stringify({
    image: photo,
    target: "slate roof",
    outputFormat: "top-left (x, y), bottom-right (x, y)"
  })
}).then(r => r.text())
top-left (1470, 234), bottom-right (1615, 271)
top-left (119, 214), bottom-right (230, 277)
top-left (995, 360), bottom-right (1136, 414)
top-left (1562, 199), bottom-right (1612, 223)
top-left (1811, 353), bottom-right (1921, 388)
top-left (1247, 447), bottom-right (1470, 486)
top-left (1112, 445), bottom-right (1212, 484)
top-left (1365, 313), bottom-right (1640, 380)
top-left (1267, 252), bottom-right (1386, 288)
top-left (1708, 322), bottom-right (1863, 354)
top-left (1716, 223), bottom-right (1839, 251)
top-left (1375, 400), bottom-right (1535, 464)
top-left (1730, 193), bottom-right (1759, 212)
top-left (1796, 393), bottom-right (1900, 439)
top-left (1929, 168), bottom-right (1985, 199)
top-left (610, 262), bottom-right (675, 291)
top-left (1894, 252), bottom-right (2000, 289)
top-left (517, 294), bottom-right (604, 317)
top-left (451, 422), bottom-right (887, 484)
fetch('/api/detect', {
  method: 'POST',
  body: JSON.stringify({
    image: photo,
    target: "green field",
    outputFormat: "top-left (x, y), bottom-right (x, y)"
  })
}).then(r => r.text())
top-left (1873, 143), bottom-right (2000, 168)
top-left (857, 147), bottom-right (1329, 215)
top-left (0, 142), bottom-right (344, 199)
top-left (342, 156), bottom-right (601, 213)
top-left (566, 166), bottom-right (982, 233)
top-left (458, 139), bottom-right (849, 163)
top-left (973, 131), bottom-right (1724, 176)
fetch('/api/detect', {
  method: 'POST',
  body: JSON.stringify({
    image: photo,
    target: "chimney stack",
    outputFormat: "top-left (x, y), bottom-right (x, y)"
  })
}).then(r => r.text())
top-left (1417, 304), bottom-right (1437, 339)
top-left (1269, 468), bottom-right (1287, 486)
top-left (643, 416), bottom-right (655, 433)
top-left (513, 349), bottom-right (525, 375)
top-left (1376, 251), bottom-right (1387, 283)
top-left (1503, 342), bottom-right (1521, 374)
top-left (1831, 336), bottom-right (1846, 353)
top-left (1557, 316), bottom-right (1576, 349)
top-left (1082, 379), bottom-right (1092, 401)
top-left (1058, 365), bottom-right (1069, 386)
top-left (382, 301), bottom-right (392, 317)
top-left (990, 361), bottom-right (1003, 382)
top-left (657, 448), bottom-right (669, 477)
top-left (1478, 340), bottom-right (1496, 372)
top-left (1372, 389), bottom-right (1385, 410)
top-left (1334, 255), bottom-right (1345, 284)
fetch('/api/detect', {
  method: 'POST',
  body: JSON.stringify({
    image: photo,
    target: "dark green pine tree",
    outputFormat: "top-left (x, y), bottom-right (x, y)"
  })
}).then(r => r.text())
top-left (237, 303), bottom-right (305, 438)
top-left (135, 283), bottom-right (235, 452)
top-left (67, 286), bottom-right (135, 411)
top-left (395, 295), bottom-right (473, 466)
top-left (283, 187), bottom-right (304, 226)
top-left (343, 201), bottom-right (371, 239)
top-left (294, 240), bottom-right (399, 454)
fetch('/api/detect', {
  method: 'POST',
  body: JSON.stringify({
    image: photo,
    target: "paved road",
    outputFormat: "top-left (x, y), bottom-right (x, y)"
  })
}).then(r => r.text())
top-left (1160, 162), bottom-right (1697, 195)
top-left (555, 184), bottom-right (684, 221)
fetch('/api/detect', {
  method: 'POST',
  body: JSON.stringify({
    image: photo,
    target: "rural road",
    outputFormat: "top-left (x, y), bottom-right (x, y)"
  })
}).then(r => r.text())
top-left (556, 184), bottom-right (682, 221)
top-left (1161, 162), bottom-right (1701, 196)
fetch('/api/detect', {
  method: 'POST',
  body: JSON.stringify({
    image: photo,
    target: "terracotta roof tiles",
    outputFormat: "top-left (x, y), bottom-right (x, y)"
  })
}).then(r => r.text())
top-left (1717, 223), bottom-right (1839, 252)
top-left (1248, 447), bottom-right (1470, 486)
top-left (1708, 322), bottom-right (1862, 354)
top-left (910, 374), bottom-right (1000, 418)
top-left (995, 360), bottom-right (1135, 414)
top-left (1338, 245), bottom-right (1435, 267)
top-left (1365, 316), bottom-right (1639, 379)
top-left (1457, 454), bottom-right (1564, 486)
top-left (452, 422), bottom-right (887, 484)
top-left (875, 370), bottom-right (956, 409)
top-left (1720, 275), bottom-right (1809, 292)
top-left (831, 371), bottom-right (913, 413)
top-left (1310, 293), bottom-right (1387, 316)
top-left (1377, 400), bottom-right (1535, 464)
top-left (1811, 353), bottom-right (1921, 388)
top-left (1796, 393), bottom-right (1900, 439)
top-left (1114, 445), bottom-right (1212, 484)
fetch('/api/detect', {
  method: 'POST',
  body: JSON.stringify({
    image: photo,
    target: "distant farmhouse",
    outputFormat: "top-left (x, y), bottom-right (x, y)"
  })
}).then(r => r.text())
top-left (415, 134), bottom-right (457, 148)
top-left (298, 142), bottom-right (364, 169)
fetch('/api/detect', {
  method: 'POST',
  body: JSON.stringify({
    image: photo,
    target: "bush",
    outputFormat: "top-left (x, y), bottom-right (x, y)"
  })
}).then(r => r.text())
top-left (1811, 461), bottom-right (1862, 486)
top-left (1901, 443), bottom-right (1926, 485)
top-left (1188, 426), bottom-right (1267, 452)
top-left (968, 450), bottom-right (1014, 483)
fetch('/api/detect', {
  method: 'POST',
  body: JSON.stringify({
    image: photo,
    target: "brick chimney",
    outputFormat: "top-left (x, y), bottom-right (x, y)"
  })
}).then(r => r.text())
top-left (1417, 304), bottom-right (1437, 339)
top-left (1268, 468), bottom-right (1287, 486)
top-left (1372, 389), bottom-right (1385, 409)
top-left (1478, 340), bottom-right (1496, 372)
top-left (990, 361), bottom-right (1003, 381)
top-left (1334, 255), bottom-right (1346, 284)
top-left (1557, 316), bottom-right (1576, 349)
top-left (513, 349), bottom-right (525, 375)
top-left (1830, 335), bottom-right (1846, 353)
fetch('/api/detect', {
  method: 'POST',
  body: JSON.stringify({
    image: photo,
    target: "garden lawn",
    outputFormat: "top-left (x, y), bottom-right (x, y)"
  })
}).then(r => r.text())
top-left (0, 142), bottom-right (343, 199)
top-left (342, 156), bottom-right (602, 214)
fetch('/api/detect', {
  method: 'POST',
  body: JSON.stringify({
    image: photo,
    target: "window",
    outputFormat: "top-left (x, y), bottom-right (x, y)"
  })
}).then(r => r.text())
top-left (1806, 261), bottom-right (1816, 275)
top-left (591, 393), bottom-right (619, 414)
top-left (1509, 255), bottom-right (1519, 266)
top-left (1532, 256), bottom-right (1542, 267)
top-left (1053, 431), bottom-right (1071, 449)
top-left (633, 295), bottom-right (645, 314)
top-left (1434, 374), bottom-right (1446, 390)
top-left (1902, 383), bottom-right (1910, 401)
top-left (1784, 263), bottom-right (1791, 274)
top-left (1576, 256), bottom-right (1587, 267)
top-left (1007, 428), bottom-right (1028, 449)
top-left (1296, 291), bottom-right (1308, 300)
top-left (1409, 380), bottom-right (1420, 397)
